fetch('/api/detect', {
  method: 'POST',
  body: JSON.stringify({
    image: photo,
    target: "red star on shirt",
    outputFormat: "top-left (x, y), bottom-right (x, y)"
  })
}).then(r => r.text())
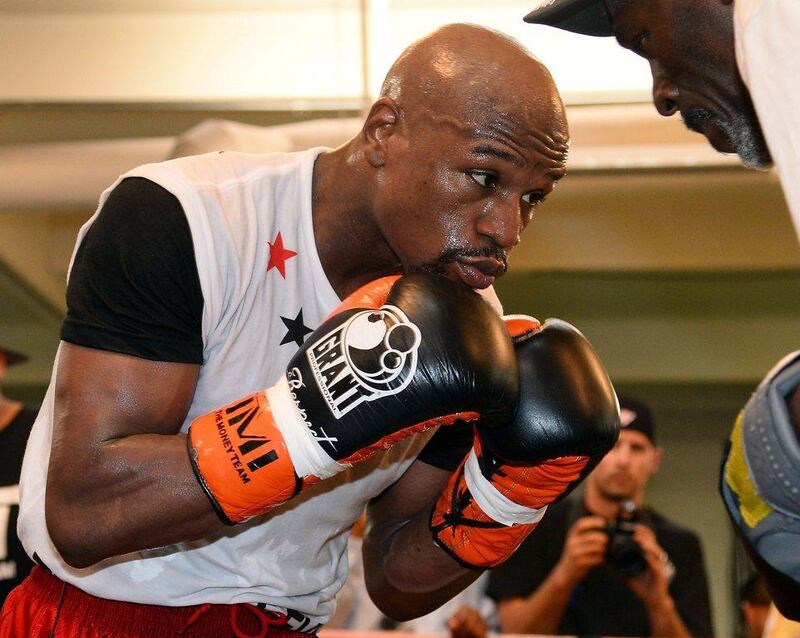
top-left (267, 232), bottom-right (298, 278)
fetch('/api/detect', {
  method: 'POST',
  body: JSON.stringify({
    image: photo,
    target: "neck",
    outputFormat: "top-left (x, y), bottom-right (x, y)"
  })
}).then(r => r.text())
top-left (311, 143), bottom-right (402, 299)
top-left (583, 482), bottom-right (642, 520)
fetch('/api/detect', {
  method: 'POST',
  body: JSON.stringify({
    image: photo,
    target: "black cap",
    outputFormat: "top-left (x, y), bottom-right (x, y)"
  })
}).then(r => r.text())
top-left (524, 0), bottom-right (615, 37)
top-left (618, 396), bottom-right (656, 445)
top-left (0, 345), bottom-right (28, 367)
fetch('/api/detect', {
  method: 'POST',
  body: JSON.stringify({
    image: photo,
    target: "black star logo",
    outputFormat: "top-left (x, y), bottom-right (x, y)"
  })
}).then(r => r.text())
top-left (280, 309), bottom-right (314, 347)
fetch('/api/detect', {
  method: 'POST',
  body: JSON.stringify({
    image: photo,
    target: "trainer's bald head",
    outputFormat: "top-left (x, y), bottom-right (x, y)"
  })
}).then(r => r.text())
top-left (380, 23), bottom-right (566, 135)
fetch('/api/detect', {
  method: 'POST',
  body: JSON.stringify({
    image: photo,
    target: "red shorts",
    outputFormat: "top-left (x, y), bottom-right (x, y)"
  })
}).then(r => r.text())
top-left (0, 566), bottom-right (316, 638)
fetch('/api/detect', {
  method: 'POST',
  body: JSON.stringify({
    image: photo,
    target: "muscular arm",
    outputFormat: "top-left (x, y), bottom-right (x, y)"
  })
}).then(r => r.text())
top-left (362, 459), bottom-right (481, 621)
top-left (45, 344), bottom-right (225, 567)
top-left (45, 177), bottom-right (222, 567)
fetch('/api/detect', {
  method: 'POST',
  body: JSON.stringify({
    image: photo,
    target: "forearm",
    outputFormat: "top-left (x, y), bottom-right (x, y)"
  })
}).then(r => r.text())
top-left (362, 460), bottom-right (480, 620)
top-left (47, 432), bottom-right (223, 567)
top-left (498, 568), bottom-right (574, 635)
top-left (364, 511), bottom-right (479, 619)
top-left (646, 596), bottom-right (693, 638)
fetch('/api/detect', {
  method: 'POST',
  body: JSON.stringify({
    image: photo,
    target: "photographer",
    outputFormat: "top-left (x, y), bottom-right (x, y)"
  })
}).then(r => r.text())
top-left (488, 397), bottom-right (713, 638)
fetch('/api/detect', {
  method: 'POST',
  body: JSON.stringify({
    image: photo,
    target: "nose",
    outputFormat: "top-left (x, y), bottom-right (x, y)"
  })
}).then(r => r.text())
top-left (476, 199), bottom-right (522, 251)
top-left (609, 442), bottom-right (632, 466)
top-left (651, 64), bottom-right (680, 117)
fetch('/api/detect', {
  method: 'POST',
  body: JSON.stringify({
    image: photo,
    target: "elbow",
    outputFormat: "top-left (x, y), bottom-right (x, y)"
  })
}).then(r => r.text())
top-left (364, 571), bottom-right (443, 622)
top-left (368, 593), bottom-right (419, 623)
top-left (46, 494), bottom-right (106, 569)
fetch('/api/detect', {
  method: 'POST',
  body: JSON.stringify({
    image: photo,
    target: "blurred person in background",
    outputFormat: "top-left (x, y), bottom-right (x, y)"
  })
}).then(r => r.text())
top-left (489, 396), bottom-right (713, 638)
top-left (0, 345), bottom-right (36, 604)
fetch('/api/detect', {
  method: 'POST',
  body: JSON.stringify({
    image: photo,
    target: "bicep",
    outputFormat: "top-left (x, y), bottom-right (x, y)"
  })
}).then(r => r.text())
top-left (55, 342), bottom-right (199, 439)
top-left (50, 343), bottom-right (199, 494)
top-left (45, 344), bottom-right (214, 566)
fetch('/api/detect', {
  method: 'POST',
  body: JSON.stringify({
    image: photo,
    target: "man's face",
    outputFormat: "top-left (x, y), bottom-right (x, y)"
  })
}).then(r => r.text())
top-left (609, 0), bottom-right (771, 169)
top-left (589, 429), bottom-right (661, 503)
top-left (372, 101), bottom-right (568, 289)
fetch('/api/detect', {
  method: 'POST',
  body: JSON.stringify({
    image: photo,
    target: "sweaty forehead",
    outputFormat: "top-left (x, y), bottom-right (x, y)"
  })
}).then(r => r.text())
top-left (460, 62), bottom-right (567, 129)
top-left (419, 96), bottom-right (569, 165)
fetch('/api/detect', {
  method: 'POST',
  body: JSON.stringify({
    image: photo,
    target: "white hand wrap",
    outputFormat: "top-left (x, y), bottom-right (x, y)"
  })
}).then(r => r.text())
top-left (266, 376), bottom-right (345, 480)
top-left (463, 449), bottom-right (548, 527)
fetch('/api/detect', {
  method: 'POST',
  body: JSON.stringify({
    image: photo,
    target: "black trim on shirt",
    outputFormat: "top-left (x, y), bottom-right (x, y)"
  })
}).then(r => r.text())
top-left (61, 177), bottom-right (204, 364)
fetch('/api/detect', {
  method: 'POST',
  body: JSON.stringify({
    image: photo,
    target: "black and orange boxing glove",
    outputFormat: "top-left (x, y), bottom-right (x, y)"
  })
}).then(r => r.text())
top-left (188, 273), bottom-right (519, 524)
top-left (431, 316), bottom-right (620, 568)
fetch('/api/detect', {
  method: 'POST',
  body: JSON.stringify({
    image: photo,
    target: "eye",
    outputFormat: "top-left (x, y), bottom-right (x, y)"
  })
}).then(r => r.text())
top-left (522, 191), bottom-right (544, 206)
top-left (468, 170), bottom-right (497, 188)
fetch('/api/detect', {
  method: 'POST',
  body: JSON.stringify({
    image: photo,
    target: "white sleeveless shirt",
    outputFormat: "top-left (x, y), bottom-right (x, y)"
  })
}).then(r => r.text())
top-left (17, 148), bottom-right (438, 630)
top-left (734, 0), bottom-right (800, 239)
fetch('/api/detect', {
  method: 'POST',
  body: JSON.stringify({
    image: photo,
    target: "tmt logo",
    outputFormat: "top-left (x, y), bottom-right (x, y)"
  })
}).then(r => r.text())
top-left (306, 305), bottom-right (421, 419)
top-left (222, 396), bottom-right (279, 480)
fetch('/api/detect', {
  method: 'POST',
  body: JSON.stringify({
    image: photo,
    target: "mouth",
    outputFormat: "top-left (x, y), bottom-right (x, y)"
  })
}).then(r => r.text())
top-left (451, 257), bottom-right (506, 289)
top-left (682, 107), bottom-right (736, 154)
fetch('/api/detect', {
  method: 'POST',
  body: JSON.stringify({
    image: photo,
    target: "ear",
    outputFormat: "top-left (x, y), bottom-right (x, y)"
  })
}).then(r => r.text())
top-left (361, 97), bottom-right (402, 168)
top-left (720, 0), bottom-right (734, 5)
top-left (650, 447), bottom-right (663, 476)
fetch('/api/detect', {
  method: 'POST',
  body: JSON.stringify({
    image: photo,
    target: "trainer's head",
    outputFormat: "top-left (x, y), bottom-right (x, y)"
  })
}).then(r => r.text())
top-left (585, 396), bottom-right (661, 506)
top-left (524, 0), bottom-right (771, 169)
top-left (361, 23), bottom-right (568, 289)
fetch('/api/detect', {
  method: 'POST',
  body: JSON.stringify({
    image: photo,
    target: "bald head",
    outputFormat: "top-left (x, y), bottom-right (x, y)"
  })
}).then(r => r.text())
top-left (315, 24), bottom-right (571, 298)
top-left (380, 23), bottom-right (566, 136)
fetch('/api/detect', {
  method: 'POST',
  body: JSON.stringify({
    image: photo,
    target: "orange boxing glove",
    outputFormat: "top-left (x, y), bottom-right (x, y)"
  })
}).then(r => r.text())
top-left (431, 316), bottom-right (619, 568)
top-left (188, 273), bottom-right (519, 524)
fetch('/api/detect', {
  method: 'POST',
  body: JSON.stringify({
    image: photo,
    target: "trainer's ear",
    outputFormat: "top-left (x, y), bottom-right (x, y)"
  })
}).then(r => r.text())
top-left (361, 97), bottom-right (402, 168)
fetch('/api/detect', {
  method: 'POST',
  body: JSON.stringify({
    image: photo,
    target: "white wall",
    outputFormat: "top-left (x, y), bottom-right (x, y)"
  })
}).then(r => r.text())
top-left (0, 5), bottom-right (363, 102)
top-left (0, 0), bottom-right (651, 104)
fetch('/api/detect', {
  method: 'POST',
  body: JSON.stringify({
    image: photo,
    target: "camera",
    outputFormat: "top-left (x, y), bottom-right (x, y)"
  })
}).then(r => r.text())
top-left (605, 500), bottom-right (647, 577)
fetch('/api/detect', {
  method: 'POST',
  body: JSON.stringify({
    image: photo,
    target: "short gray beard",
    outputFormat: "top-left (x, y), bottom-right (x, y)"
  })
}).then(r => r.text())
top-left (718, 111), bottom-right (772, 170)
